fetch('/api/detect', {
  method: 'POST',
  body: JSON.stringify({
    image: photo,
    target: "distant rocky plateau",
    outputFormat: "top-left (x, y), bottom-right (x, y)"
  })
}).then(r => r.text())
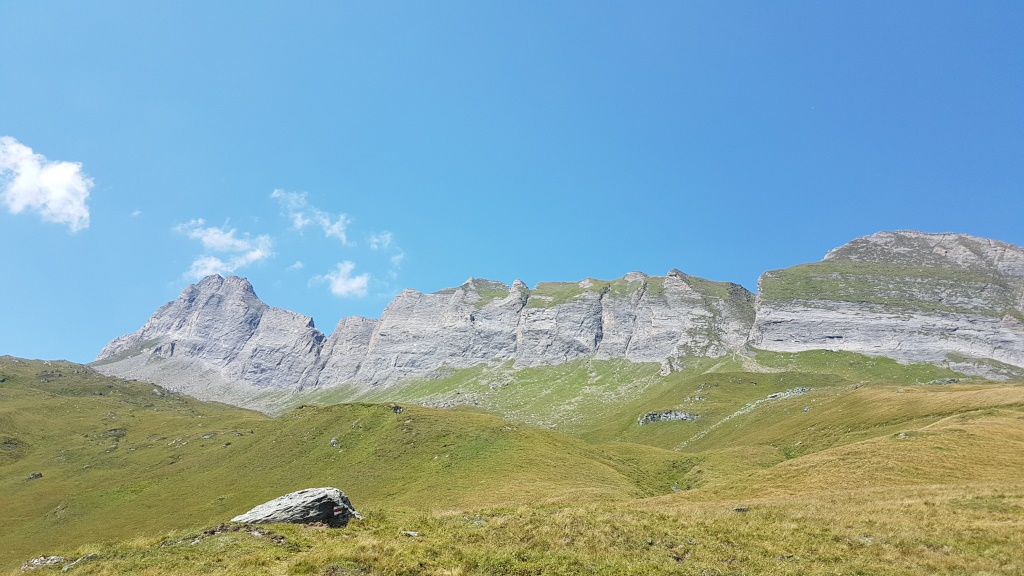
top-left (94, 231), bottom-right (1024, 408)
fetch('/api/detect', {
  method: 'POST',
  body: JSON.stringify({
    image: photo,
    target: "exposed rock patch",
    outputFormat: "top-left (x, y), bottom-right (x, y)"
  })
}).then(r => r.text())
top-left (637, 410), bottom-right (698, 425)
top-left (21, 556), bottom-right (65, 570)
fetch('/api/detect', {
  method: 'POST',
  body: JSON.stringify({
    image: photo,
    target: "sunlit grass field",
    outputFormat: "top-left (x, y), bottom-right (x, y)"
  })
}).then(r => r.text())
top-left (2, 352), bottom-right (1023, 574)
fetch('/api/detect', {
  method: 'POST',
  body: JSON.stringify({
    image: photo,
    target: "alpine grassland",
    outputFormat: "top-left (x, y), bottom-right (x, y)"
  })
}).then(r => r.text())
top-left (3, 352), bottom-right (1024, 574)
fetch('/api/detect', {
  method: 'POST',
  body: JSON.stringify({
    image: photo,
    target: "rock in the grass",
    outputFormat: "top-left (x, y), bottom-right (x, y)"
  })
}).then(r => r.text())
top-left (21, 556), bottom-right (65, 570)
top-left (231, 487), bottom-right (361, 527)
top-left (637, 410), bottom-right (698, 425)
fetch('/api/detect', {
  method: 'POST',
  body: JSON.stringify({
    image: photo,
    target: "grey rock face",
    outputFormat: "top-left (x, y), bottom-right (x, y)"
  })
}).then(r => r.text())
top-left (21, 556), bottom-right (66, 570)
top-left (637, 410), bottom-right (698, 425)
top-left (750, 231), bottom-right (1024, 377)
top-left (95, 275), bottom-right (326, 398)
top-left (92, 230), bottom-right (1024, 408)
top-left (347, 273), bottom-right (754, 383)
top-left (96, 272), bottom-right (754, 405)
top-left (333, 278), bottom-right (529, 386)
top-left (231, 487), bottom-right (361, 527)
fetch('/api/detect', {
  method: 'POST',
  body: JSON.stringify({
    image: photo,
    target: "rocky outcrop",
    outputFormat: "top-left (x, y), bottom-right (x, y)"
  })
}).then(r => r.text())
top-left (94, 271), bottom-right (756, 401)
top-left (637, 410), bottom-right (698, 425)
top-left (231, 487), bottom-right (361, 527)
top-left (513, 271), bottom-right (753, 367)
top-left (749, 231), bottom-right (1024, 378)
top-left (94, 275), bottom-right (326, 402)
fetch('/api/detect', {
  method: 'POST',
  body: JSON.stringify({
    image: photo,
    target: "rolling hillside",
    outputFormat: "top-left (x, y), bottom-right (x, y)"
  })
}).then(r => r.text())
top-left (4, 352), bottom-right (1024, 574)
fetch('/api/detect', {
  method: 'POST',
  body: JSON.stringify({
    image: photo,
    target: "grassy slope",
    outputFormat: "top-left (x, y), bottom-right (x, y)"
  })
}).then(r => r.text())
top-left (45, 482), bottom-right (1022, 576)
top-left (4, 352), bottom-right (1024, 574)
top-left (19, 396), bottom-right (1024, 575)
top-left (0, 358), bottom-right (680, 571)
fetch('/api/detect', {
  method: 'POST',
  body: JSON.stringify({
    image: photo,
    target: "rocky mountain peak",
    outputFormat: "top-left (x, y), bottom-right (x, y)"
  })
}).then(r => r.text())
top-left (95, 275), bottom-right (326, 400)
top-left (824, 231), bottom-right (1024, 276)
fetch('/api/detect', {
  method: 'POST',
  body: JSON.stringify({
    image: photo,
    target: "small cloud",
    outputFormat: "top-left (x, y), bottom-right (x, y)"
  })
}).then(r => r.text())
top-left (175, 218), bottom-right (273, 279)
top-left (387, 251), bottom-right (406, 280)
top-left (131, 209), bottom-right (142, 217)
top-left (369, 231), bottom-right (405, 281)
top-left (185, 255), bottom-right (230, 279)
top-left (0, 136), bottom-right (92, 232)
top-left (369, 231), bottom-right (393, 250)
top-left (314, 261), bottom-right (370, 298)
top-left (288, 260), bottom-right (304, 271)
top-left (271, 189), bottom-right (351, 244)
top-left (176, 218), bottom-right (257, 252)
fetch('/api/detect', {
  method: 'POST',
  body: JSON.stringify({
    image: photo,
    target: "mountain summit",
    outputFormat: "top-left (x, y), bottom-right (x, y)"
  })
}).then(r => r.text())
top-left (94, 231), bottom-right (1024, 409)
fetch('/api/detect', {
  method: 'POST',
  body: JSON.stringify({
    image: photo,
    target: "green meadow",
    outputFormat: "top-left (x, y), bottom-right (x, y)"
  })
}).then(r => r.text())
top-left (2, 352), bottom-right (1023, 574)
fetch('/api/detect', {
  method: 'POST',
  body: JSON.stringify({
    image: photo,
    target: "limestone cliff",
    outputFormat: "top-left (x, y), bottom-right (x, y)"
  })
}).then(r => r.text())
top-left (749, 231), bottom-right (1024, 377)
top-left (93, 230), bottom-right (1024, 408)
top-left (94, 271), bottom-right (756, 401)
top-left (94, 275), bottom-right (326, 402)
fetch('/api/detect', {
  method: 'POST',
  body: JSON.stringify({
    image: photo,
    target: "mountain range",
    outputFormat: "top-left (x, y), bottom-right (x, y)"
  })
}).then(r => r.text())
top-left (93, 230), bottom-right (1024, 410)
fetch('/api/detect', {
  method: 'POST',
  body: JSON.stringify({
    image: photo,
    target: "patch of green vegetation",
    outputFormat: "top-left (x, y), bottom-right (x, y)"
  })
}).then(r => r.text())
top-left (525, 276), bottom-right (660, 308)
top-left (752, 349), bottom-right (966, 383)
top-left (759, 260), bottom-right (1014, 316)
top-left (431, 280), bottom-right (513, 309)
top-left (325, 359), bottom-right (691, 446)
top-left (606, 276), bottom-right (646, 298)
top-left (473, 286), bottom-right (511, 309)
top-left (682, 275), bottom-right (748, 301)
top-left (644, 276), bottom-right (666, 296)
top-left (90, 339), bottom-right (162, 366)
top-left (945, 353), bottom-right (1024, 380)
top-left (519, 274), bottom-right (756, 309)
top-left (525, 281), bottom-right (595, 308)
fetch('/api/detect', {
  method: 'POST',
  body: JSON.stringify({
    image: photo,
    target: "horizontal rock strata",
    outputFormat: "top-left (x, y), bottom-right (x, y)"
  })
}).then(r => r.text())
top-left (93, 231), bottom-right (1024, 407)
top-left (749, 231), bottom-right (1024, 377)
top-left (95, 271), bottom-right (756, 401)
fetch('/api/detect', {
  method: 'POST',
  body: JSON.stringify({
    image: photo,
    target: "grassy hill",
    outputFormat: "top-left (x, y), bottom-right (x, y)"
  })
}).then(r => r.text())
top-left (0, 357), bottom-right (689, 571)
top-left (3, 353), bottom-right (1024, 574)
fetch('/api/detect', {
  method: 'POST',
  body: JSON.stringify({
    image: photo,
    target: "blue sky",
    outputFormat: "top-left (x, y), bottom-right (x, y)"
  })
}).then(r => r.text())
top-left (2, 2), bottom-right (1022, 363)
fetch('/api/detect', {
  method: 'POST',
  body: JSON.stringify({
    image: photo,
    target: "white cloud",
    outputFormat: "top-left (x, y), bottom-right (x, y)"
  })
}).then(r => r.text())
top-left (185, 255), bottom-right (230, 279)
top-left (176, 219), bottom-right (256, 252)
top-left (0, 136), bottom-right (92, 232)
top-left (388, 251), bottom-right (406, 280)
top-left (315, 261), bottom-right (370, 298)
top-left (271, 189), bottom-right (351, 244)
top-left (288, 260), bottom-right (304, 271)
top-left (369, 231), bottom-right (393, 250)
top-left (131, 209), bottom-right (142, 217)
top-left (174, 219), bottom-right (273, 279)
